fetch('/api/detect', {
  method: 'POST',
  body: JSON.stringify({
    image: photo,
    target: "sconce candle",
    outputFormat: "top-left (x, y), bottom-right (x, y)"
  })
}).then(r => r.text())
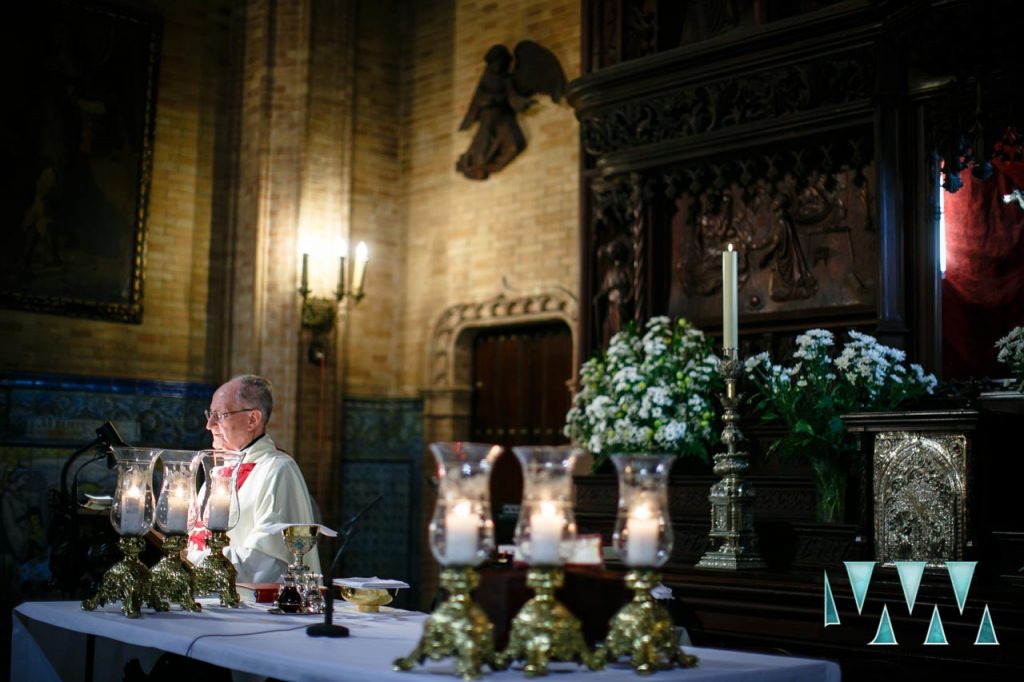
top-left (722, 243), bottom-right (738, 348)
top-left (301, 253), bottom-right (310, 293)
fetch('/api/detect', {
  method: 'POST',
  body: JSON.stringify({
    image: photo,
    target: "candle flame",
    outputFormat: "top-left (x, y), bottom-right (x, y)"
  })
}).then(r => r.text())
top-left (632, 503), bottom-right (653, 520)
top-left (539, 500), bottom-right (559, 517)
top-left (727, 243), bottom-right (735, 252)
top-left (452, 501), bottom-right (472, 516)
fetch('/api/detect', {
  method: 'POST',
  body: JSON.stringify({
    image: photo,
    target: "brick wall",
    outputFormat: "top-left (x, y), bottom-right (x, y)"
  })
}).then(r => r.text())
top-left (348, 0), bottom-right (581, 395)
top-left (0, 0), bottom-right (232, 384)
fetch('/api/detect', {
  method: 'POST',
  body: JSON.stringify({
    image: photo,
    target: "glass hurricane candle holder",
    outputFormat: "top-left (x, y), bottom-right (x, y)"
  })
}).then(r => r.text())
top-left (512, 445), bottom-right (578, 567)
top-left (602, 454), bottom-right (698, 673)
top-left (496, 446), bottom-right (603, 676)
top-left (150, 449), bottom-right (201, 612)
top-left (395, 442), bottom-right (501, 680)
top-left (192, 448), bottom-right (243, 607)
top-left (82, 446), bottom-right (163, 617)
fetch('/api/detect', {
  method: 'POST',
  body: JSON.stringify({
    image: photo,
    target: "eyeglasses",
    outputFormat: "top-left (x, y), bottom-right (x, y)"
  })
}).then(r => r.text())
top-left (204, 408), bottom-right (256, 423)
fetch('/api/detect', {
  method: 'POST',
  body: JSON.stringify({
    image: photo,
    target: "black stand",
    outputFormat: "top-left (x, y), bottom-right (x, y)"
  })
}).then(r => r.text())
top-left (307, 495), bottom-right (384, 638)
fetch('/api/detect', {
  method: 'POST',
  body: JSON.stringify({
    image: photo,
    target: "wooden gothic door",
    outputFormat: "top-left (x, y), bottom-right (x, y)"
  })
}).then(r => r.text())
top-left (470, 321), bottom-right (573, 544)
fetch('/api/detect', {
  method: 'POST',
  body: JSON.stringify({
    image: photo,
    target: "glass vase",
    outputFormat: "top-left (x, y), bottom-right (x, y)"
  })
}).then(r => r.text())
top-left (110, 447), bottom-right (160, 536)
top-left (611, 454), bottom-right (674, 567)
top-left (195, 449), bottom-right (242, 532)
top-left (428, 441), bottom-right (502, 567)
top-left (811, 455), bottom-right (846, 524)
top-left (155, 449), bottom-right (198, 535)
top-left (512, 446), bottom-right (580, 567)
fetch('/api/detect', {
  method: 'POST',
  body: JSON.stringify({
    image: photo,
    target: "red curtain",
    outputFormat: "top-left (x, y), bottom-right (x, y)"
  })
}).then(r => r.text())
top-left (942, 159), bottom-right (1024, 380)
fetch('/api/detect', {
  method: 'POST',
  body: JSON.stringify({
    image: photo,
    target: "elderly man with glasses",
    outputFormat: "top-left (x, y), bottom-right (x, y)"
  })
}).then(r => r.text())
top-left (187, 374), bottom-right (321, 582)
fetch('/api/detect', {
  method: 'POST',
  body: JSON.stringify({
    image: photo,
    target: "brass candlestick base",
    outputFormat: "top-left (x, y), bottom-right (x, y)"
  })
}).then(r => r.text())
top-left (82, 536), bottom-right (164, 617)
top-left (150, 534), bottom-right (202, 612)
top-left (394, 567), bottom-right (496, 680)
top-left (697, 347), bottom-right (765, 570)
top-left (194, 531), bottom-right (240, 607)
top-left (602, 570), bottom-right (698, 674)
top-left (495, 568), bottom-right (604, 677)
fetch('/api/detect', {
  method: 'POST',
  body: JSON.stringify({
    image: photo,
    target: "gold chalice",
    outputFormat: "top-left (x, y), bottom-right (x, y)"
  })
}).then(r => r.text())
top-left (283, 524), bottom-right (320, 574)
top-left (339, 586), bottom-right (394, 613)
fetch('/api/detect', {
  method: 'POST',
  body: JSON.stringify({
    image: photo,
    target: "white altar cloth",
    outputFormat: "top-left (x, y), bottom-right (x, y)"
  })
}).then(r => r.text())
top-left (12, 600), bottom-right (841, 682)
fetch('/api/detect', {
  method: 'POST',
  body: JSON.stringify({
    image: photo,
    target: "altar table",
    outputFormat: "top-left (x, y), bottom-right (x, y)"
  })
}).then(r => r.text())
top-left (12, 600), bottom-right (841, 682)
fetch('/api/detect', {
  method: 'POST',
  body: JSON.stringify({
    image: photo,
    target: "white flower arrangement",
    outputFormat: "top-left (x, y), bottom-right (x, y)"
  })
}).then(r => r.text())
top-left (745, 328), bottom-right (938, 522)
top-left (995, 326), bottom-right (1024, 390)
top-left (565, 316), bottom-right (719, 467)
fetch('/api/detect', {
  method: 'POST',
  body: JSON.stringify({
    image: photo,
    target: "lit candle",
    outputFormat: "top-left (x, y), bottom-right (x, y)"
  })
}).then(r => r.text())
top-left (529, 501), bottom-right (565, 565)
top-left (624, 503), bottom-right (660, 566)
top-left (444, 501), bottom-right (479, 565)
top-left (207, 481), bottom-right (231, 530)
top-left (353, 241), bottom-right (368, 297)
top-left (164, 486), bottom-right (190, 533)
top-left (300, 253), bottom-right (310, 292)
top-left (120, 486), bottom-right (144, 534)
top-left (722, 243), bottom-right (738, 349)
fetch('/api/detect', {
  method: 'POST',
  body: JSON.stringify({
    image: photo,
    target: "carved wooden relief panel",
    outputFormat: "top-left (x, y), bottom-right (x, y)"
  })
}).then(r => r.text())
top-left (666, 149), bottom-right (877, 324)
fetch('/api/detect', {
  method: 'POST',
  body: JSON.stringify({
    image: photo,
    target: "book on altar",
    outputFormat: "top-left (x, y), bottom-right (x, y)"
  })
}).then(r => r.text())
top-left (237, 582), bottom-right (280, 603)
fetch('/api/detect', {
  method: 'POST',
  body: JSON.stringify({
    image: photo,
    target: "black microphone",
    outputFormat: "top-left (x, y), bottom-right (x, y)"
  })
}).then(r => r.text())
top-left (59, 421), bottom-right (128, 504)
top-left (307, 494), bottom-right (384, 638)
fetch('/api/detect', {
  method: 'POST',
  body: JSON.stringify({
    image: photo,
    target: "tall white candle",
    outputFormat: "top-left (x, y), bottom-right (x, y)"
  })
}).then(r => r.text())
top-left (445, 501), bottom-right (479, 565)
top-left (529, 502), bottom-right (565, 565)
top-left (120, 486), bottom-right (144, 534)
top-left (625, 504), bottom-right (660, 566)
top-left (164, 487), bottom-right (190, 533)
top-left (722, 243), bottom-right (738, 349)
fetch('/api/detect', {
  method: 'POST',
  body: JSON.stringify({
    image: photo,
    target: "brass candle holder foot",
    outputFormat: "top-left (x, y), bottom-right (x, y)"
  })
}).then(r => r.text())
top-left (495, 568), bottom-right (604, 677)
top-left (150, 534), bottom-right (202, 612)
top-left (82, 536), bottom-right (164, 618)
top-left (602, 570), bottom-right (698, 674)
top-left (394, 567), bottom-right (496, 680)
top-left (193, 531), bottom-right (240, 607)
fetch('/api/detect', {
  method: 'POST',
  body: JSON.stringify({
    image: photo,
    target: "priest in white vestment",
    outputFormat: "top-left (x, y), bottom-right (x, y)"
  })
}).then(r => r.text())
top-left (187, 374), bottom-right (322, 583)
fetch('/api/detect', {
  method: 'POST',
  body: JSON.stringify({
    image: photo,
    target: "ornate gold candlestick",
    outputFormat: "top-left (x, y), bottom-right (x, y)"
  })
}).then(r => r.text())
top-left (194, 531), bottom-right (240, 607)
top-left (82, 536), bottom-right (164, 617)
top-left (697, 348), bottom-right (765, 570)
top-left (150, 534), bottom-right (201, 611)
top-left (602, 570), bottom-right (697, 674)
top-left (496, 567), bottom-right (603, 676)
top-left (394, 567), bottom-right (496, 680)
top-left (395, 442), bottom-right (502, 680)
top-left (82, 446), bottom-right (163, 617)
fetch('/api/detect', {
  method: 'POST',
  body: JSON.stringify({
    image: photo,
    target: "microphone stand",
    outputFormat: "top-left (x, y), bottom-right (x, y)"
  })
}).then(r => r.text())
top-left (307, 494), bottom-right (384, 638)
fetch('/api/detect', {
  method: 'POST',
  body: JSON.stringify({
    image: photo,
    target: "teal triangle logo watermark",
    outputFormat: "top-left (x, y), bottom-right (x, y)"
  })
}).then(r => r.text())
top-left (869, 604), bottom-right (897, 645)
top-left (975, 605), bottom-right (999, 645)
top-left (895, 561), bottom-right (926, 614)
top-left (924, 605), bottom-right (948, 645)
top-left (946, 561), bottom-right (976, 615)
top-left (823, 571), bottom-right (840, 627)
top-left (844, 561), bottom-right (875, 615)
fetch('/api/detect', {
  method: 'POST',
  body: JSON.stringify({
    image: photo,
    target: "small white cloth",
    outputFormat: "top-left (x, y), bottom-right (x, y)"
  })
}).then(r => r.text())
top-left (334, 577), bottom-right (410, 590)
top-left (264, 522), bottom-right (338, 537)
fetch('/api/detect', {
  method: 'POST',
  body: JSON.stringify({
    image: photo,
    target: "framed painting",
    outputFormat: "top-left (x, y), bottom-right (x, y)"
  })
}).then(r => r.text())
top-left (0, 1), bottom-right (161, 323)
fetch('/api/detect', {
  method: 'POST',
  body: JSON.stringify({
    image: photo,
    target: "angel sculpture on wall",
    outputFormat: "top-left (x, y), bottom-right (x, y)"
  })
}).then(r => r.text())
top-left (456, 41), bottom-right (567, 180)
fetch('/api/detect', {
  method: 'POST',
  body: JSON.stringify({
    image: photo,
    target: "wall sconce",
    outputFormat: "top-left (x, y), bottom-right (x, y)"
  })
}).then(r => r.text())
top-left (298, 240), bottom-right (368, 363)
